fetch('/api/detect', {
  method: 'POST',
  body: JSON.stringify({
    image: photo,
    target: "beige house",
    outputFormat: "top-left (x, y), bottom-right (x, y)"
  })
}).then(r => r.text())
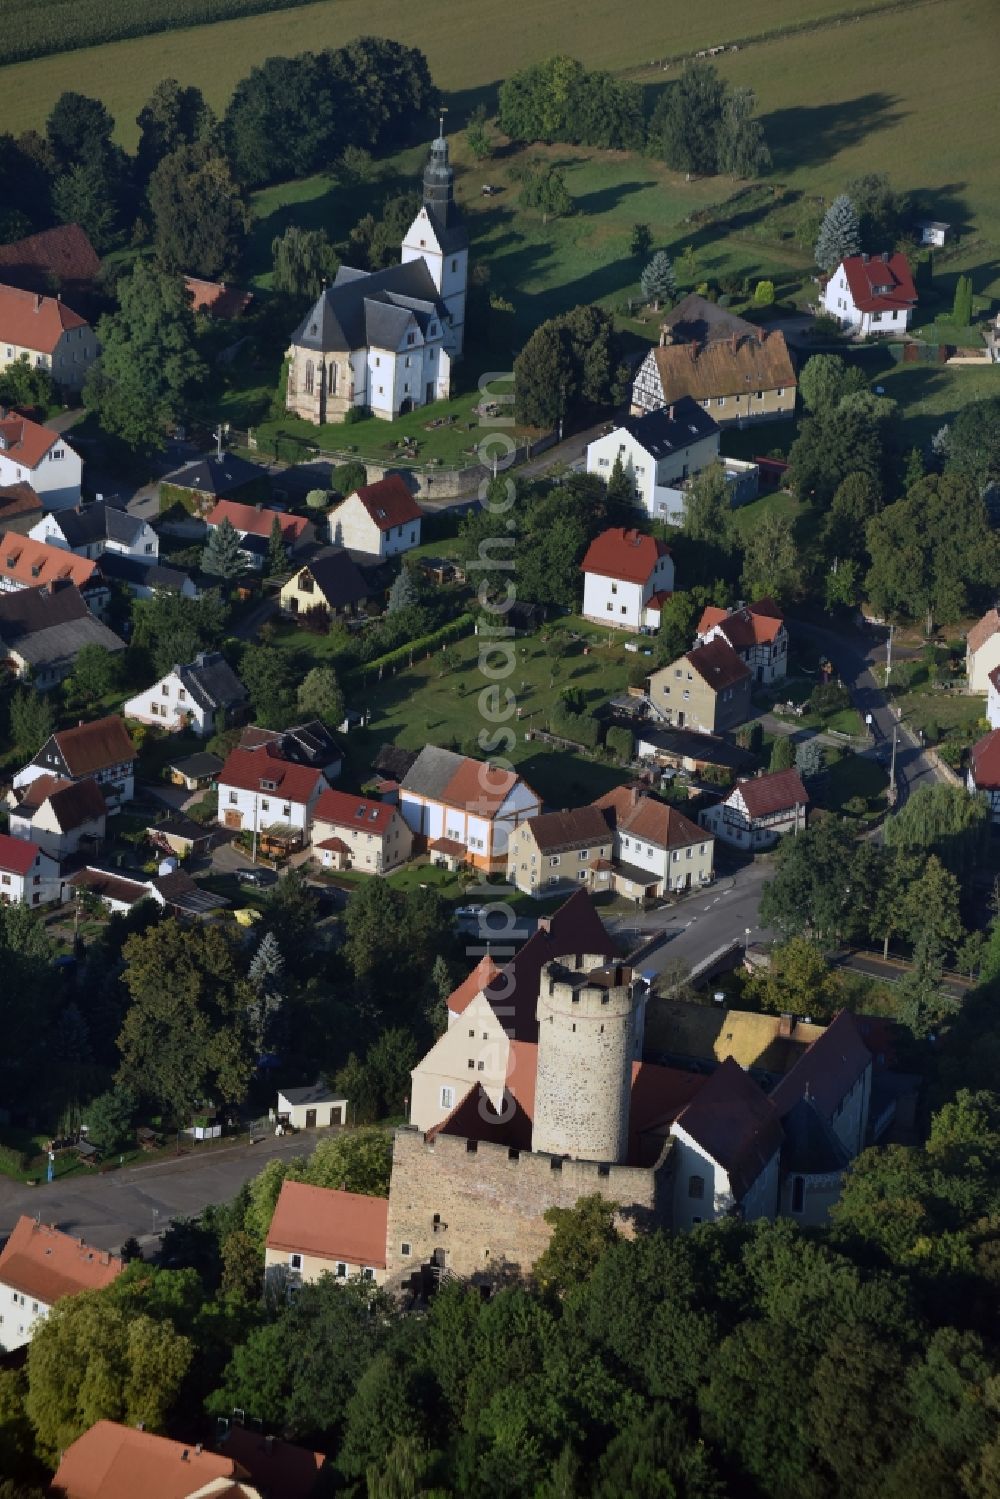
top-left (279, 548), bottom-right (368, 621)
top-left (311, 787), bottom-right (413, 872)
top-left (329, 475), bottom-right (422, 560)
top-left (6, 773), bottom-right (106, 862)
top-left (632, 328), bottom-right (796, 426)
top-left (647, 638), bottom-right (752, 734)
top-left (593, 784), bottom-right (714, 898)
top-left (264, 1179), bottom-right (388, 1289)
top-left (507, 806), bottom-right (613, 896)
top-left (966, 608), bottom-right (1000, 694)
top-left (0, 283), bottom-right (97, 391)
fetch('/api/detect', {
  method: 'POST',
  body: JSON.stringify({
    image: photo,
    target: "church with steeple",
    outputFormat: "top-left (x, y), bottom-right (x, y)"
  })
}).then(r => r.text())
top-left (285, 128), bottom-right (468, 425)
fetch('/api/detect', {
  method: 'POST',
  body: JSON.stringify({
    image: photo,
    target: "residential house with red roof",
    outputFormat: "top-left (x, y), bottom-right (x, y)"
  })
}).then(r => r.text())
top-left (966, 606), bottom-right (1000, 695)
top-left (51, 1420), bottom-right (258, 1499)
top-left (821, 251), bottom-right (917, 336)
top-left (214, 1423), bottom-right (328, 1499)
top-left (0, 410), bottom-right (82, 510)
top-left (507, 805), bottom-right (614, 896)
top-left (310, 786), bottom-right (413, 872)
top-left (184, 275), bottom-right (254, 320)
top-left (700, 767), bottom-right (809, 849)
top-left (580, 527), bottom-right (674, 632)
top-left (204, 499), bottom-right (314, 570)
top-left (647, 637), bottom-right (752, 734)
top-left (265, 1179), bottom-right (389, 1289)
top-left (6, 773), bottom-right (106, 862)
top-left (0, 530), bottom-right (105, 613)
top-left (0, 224), bottom-right (100, 306)
top-left (0, 829), bottom-right (59, 906)
top-left (14, 713), bottom-right (136, 809)
top-left (0, 281), bottom-right (97, 390)
top-left (329, 473), bottom-right (422, 560)
top-left (968, 729), bottom-right (1000, 821)
top-left (217, 743), bottom-right (326, 854)
top-left (0, 1217), bottom-right (122, 1350)
top-left (695, 596), bottom-right (788, 684)
top-left (398, 744), bottom-right (540, 873)
top-left (592, 783), bottom-right (715, 898)
top-left (409, 886), bottom-right (617, 1131)
top-left (0, 480), bottom-right (43, 536)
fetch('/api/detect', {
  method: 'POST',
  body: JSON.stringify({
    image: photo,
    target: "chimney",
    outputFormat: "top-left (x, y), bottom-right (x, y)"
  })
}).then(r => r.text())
top-left (778, 1012), bottom-right (793, 1038)
top-left (881, 250), bottom-right (890, 262)
top-left (536, 915), bottom-right (552, 935)
top-left (660, 326), bottom-right (673, 347)
top-left (34, 294), bottom-right (41, 312)
top-left (730, 332), bottom-right (738, 355)
top-left (861, 252), bottom-right (870, 264)
top-left (629, 784), bottom-right (642, 808)
top-left (195, 1444), bottom-right (203, 1455)
top-left (181, 1450), bottom-right (190, 1462)
top-left (668, 404), bottom-right (675, 421)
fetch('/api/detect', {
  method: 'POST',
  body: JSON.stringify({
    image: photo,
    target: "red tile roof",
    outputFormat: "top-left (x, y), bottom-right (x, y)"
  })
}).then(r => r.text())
top-left (183, 276), bottom-right (254, 319)
top-left (54, 715), bottom-right (136, 776)
top-left (266, 1180), bottom-right (389, 1268)
top-left (428, 835), bottom-right (466, 857)
top-left (967, 608), bottom-right (1000, 657)
top-left (15, 773), bottom-right (107, 830)
top-left (698, 597), bottom-right (784, 650)
top-left (354, 474), bottom-right (422, 530)
top-left (483, 887), bottom-right (617, 1041)
top-left (970, 729), bottom-right (1000, 790)
top-left (0, 1216), bottom-right (122, 1305)
top-left (0, 411), bottom-right (60, 470)
top-left (0, 530), bottom-right (97, 590)
top-left (0, 830), bottom-right (44, 875)
top-left (0, 481), bottom-right (43, 524)
top-left (523, 805), bottom-right (612, 854)
top-left (0, 224), bottom-right (100, 297)
top-left (770, 1011), bottom-right (872, 1121)
top-left (215, 1425), bottom-right (325, 1499)
top-left (447, 953), bottom-right (503, 1016)
top-left (840, 252), bottom-right (917, 314)
top-left (219, 746), bottom-right (324, 804)
top-left (67, 867), bottom-right (153, 907)
top-left (206, 499), bottom-right (311, 543)
top-left (0, 281), bottom-right (88, 355)
top-left (735, 768), bottom-right (809, 820)
top-left (629, 1060), bottom-right (707, 1165)
top-left (686, 637), bottom-right (751, 691)
top-left (313, 787), bottom-right (398, 836)
top-left (581, 527), bottom-right (670, 584)
top-left (52, 1421), bottom-right (247, 1499)
top-left (673, 1056), bottom-right (784, 1199)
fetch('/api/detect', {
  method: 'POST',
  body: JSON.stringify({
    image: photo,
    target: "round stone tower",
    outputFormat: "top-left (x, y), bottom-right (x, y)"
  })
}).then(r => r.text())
top-left (531, 955), bottom-right (643, 1164)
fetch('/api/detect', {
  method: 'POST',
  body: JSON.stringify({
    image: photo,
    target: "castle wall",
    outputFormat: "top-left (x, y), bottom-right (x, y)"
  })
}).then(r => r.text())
top-left (384, 1127), bottom-right (670, 1286)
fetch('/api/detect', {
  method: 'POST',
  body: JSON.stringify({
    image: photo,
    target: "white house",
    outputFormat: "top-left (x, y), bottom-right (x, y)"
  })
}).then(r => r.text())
top-left (6, 774), bottom-right (106, 863)
top-left (275, 1083), bottom-right (348, 1131)
top-left (217, 744), bottom-right (326, 852)
top-left (14, 715), bottom-right (136, 810)
top-left (966, 608), bottom-right (1000, 695)
top-left (586, 399), bottom-right (720, 522)
top-left (968, 731), bottom-right (1000, 823)
top-left (328, 474), bottom-right (422, 560)
top-left (700, 768), bottom-right (809, 850)
top-left (0, 1217), bottom-right (122, 1351)
top-left (0, 412), bottom-right (81, 510)
top-left (989, 666), bottom-right (1000, 730)
top-left (592, 783), bottom-right (714, 899)
top-left (264, 1180), bottom-right (389, 1290)
top-left (821, 252), bottom-right (917, 336)
top-left (696, 598), bottom-right (789, 685)
top-left (399, 744), bottom-right (541, 874)
top-left (669, 1059), bottom-right (784, 1230)
top-left (285, 132), bottom-right (467, 425)
top-left (124, 652), bottom-right (248, 738)
top-left (30, 502), bottom-right (158, 562)
top-left (580, 527), bottom-right (675, 633)
top-left (311, 787), bottom-right (413, 873)
top-left (0, 831), bottom-right (60, 906)
top-left (0, 283), bottom-right (98, 391)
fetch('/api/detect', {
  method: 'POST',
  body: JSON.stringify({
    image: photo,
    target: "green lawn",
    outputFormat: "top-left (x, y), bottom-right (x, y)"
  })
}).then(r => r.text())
top-left (819, 751), bottom-right (888, 820)
top-left (870, 362), bottom-right (1000, 451)
top-left (894, 689), bottom-right (988, 741)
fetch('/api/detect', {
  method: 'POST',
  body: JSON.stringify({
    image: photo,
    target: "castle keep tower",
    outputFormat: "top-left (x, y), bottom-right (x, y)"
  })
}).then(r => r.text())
top-left (532, 956), bottom-right (645, 1164)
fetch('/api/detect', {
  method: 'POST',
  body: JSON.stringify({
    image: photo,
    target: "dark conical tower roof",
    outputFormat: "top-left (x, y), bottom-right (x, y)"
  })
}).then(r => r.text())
top-left (422, 128), bottom-right (458, 228)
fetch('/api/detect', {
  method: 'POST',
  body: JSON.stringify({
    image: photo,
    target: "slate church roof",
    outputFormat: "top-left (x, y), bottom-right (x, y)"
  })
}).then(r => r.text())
top-left (291, 261), bottom-right (448, 355)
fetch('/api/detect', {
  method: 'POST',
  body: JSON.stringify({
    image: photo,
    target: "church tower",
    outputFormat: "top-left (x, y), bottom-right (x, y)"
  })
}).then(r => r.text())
top-left (401, 124), bottom-right (469, 357)
top-left (531, 957), bottom-right (645, 1165)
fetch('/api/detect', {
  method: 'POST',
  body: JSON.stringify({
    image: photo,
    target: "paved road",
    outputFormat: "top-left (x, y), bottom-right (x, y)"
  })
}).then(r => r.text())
top-left (0, 1132), bottom-right (312, 1254)
top-left (792, 618), bottom-right (945, 807)
top-left (608, 860), bottom-right (774, 981)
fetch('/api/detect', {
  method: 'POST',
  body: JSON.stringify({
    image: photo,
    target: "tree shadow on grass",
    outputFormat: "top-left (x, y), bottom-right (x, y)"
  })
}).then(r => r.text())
top-left (761, 93), bottom-right (906, 172)
top-left (570, 180), bottom-right (659, 216)
top-left (516, 747), bottom-right (629, 806)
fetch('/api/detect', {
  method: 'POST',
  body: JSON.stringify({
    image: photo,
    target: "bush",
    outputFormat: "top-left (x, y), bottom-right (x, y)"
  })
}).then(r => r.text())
top-left (305, 488), bottom-right (329, 510)
top-left (627, 660), bottom-right (649, 688)
top-left (922, 719), bottom-right (940, 745)
top-left (753, 280), bottom-right (776, 306)
top-left (343, 406), bottom-right (372, 426)
top-left (331, 460), bottom-right (367, 496)
top-left (605, 726), bottom-right (634, 763)
top-left (809, 681), bottom-right (851, 716)
top-left (549, 704), bottom-right (601, 748)
top-left (0, 1141), bottom-right (30, 1175)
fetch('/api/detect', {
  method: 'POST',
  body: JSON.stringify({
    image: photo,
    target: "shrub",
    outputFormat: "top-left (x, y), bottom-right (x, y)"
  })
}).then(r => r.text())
top-left (331, 460), bottom-right (367, 495)
top-left (753, 280), bottom-right (776, 306)
top-left (605, 726), bottom-right (634, 763)
top-left (809, 681), bottom-right (851, 716)
top-left (305, 488), bottom-right (329, 510)
top-left (627, 660), bottom-right (649, 688)
top-left (922, 719), bottom-right (940, 745)
top-left (343, 406), bottom-right (372, 426)
top-left (0, 1141), bottom-right (30, 1174)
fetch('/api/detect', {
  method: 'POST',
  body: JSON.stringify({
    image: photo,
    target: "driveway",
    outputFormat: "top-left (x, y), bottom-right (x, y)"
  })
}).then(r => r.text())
top-left (0, 1132), bottom-right (311, 1253)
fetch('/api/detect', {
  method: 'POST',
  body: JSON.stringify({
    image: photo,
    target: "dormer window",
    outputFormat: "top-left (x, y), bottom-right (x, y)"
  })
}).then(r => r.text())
top-left (260, 778), bottom-right (276, 792)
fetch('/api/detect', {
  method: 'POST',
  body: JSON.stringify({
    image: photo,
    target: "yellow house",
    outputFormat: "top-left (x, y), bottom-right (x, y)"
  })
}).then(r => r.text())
top-left (264, 1179), bottom-right (389, 1289)
top-left (279, 547), bottom-right (369, 620)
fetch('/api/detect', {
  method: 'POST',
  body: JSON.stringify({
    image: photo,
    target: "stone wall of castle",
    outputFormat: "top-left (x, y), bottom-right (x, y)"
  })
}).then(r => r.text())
top-left (384, 1126), bottom-right (672, 1287)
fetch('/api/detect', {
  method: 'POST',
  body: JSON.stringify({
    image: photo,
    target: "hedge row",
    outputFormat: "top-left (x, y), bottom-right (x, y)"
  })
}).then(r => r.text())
top-left (0, 1141), bottom-right (31, 1175)
top-left (355, 614), bottom-right (474, 681)
top-left (0, 0), bottom-right (319, 66)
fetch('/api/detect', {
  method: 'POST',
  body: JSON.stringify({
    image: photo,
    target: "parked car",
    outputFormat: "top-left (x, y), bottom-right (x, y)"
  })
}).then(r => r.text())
top-left (238, 867), bottom-right (276, 888)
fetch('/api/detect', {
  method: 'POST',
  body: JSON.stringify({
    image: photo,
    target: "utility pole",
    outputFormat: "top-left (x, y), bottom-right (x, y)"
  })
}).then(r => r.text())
top-left (885, 621), bottom-right (894, 688)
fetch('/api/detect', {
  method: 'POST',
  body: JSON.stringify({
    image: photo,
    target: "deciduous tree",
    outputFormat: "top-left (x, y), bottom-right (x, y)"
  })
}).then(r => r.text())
top-left (271, 225), bottom-right (338, 301)
top-left (149, 142), bottom-right (250, 280)
top-left (296, 664), bottom-right (344, 725)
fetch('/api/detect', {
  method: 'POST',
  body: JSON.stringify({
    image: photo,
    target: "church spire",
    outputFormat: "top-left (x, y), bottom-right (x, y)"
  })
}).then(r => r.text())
top-left (422, 119), bottom-right (456, 226)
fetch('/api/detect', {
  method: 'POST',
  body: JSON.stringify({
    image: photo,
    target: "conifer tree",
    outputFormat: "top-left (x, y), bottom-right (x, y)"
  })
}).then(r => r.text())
top-left (387, 566), bottom-right (419, 615)
top-left (951, 274), bottom-right (973, 328)
top-left (202, 516), bottom-right (245, 580)
top-left (814, 195), bottom-right (861, 272)
top-left (640, 251), bottom-right (677, 311)
top-left (248, 931), bottom-right (285, 1052)
top-left (266, 516), bottom-right (287, 576)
